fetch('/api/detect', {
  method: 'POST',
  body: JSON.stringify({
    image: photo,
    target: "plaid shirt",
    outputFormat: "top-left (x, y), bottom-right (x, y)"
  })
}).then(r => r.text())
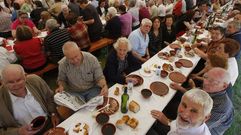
top-left (68, 22), bottom-right (91, 49)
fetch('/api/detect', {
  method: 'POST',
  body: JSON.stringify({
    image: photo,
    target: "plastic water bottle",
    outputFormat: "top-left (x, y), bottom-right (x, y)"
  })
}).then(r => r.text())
top-left (127, 80), bottom-right (133, 94)
top-left (156, 66), bottom-right (161, 76)
top-left (121, 88), bottom-right (129, 113)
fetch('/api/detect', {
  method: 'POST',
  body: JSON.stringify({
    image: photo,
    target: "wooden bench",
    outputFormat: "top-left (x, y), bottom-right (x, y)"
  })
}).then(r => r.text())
top-left (89, 38), bottom-right (115, 52)
top-left (30, 63), bottom-right (58, 76)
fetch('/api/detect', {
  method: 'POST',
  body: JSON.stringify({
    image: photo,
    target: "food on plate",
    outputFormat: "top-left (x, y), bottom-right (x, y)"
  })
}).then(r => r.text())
top-left (169, 50), bottom-right (176, 56)
top-left (184, 51), bottom-right (195, 57)
top-left (72, 123), bottom-right (89, 135)
top-left (158, 52), bottom-right (170, 60)
top-left (44, 127), bottom-right (66, 135)
top-left (115, 119), bottom-right (125, 129)
top-left (122, 115), bottom-right (130, 123)
top-left (127, 118), bottom-right (139, 129)
top-left (175, 61), bottom-right (182, 68)
top-left (184, 45), bottom-right (192, 52)
top-left (144, 67), bottom-right (151, 74)
top-left (114, 87), bottom-right (119, 96)
top-left (129, 100), bottom-right (140, 113)
top-left (160, 70), bottom-right (168, 78)
top-left (169, 44), bottom-right (181, 49)
top-left (97, 97), bottom-right (119, 115)
top-left (162, 63), bottom-right (174, 72)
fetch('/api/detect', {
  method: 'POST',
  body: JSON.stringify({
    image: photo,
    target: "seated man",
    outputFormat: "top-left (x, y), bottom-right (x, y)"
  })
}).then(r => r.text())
top-left (0, 64), bottom-right (59, 135)
top-left (43, 18), bottom-right (71, 64)
top-left (103, 37), bottom-right (141, 86)
top-left (11, 10), bottom-right (41, 38)
top-left (56, 41), bottom-right (108, 101)
top-left (128, 18), bottom-right (152, 63)
top-left (170, 67), bottom-right (234, 135)
top-left (149, 88), bottom-right (213, 135)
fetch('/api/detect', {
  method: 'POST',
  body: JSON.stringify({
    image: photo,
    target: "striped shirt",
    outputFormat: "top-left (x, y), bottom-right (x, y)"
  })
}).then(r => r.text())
top-left (43, 28), bottom-right (71, 63)
top-left (58, 52), bottom-right (104, 92)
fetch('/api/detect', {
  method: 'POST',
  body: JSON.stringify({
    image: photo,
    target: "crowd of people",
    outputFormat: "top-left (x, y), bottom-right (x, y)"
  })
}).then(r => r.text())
top-left (0, 0), bottom-right (241, 134)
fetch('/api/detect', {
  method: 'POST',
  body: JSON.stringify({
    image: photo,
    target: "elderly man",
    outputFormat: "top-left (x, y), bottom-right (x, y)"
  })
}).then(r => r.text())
top-left (43, 18), bottom-right (71, 64)
top-left (77, 0), bottom-right (102, 41)
top-left (0, 64), bottom-right (59, 135)
top-left (148, 88), bottom-right (213, 135)
top-left (56, 41), bottom-right (108, 101)
top-left (226, 20), bottom-right (241, 59)
top-left (170, 67), bottom-right (234, 135)
top-left (128, 18), bottom-right (152, 63)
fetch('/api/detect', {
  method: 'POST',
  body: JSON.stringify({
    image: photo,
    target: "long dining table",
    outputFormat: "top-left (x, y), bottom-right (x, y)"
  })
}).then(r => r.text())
top-left (57, 28), bottom-right (211, 135)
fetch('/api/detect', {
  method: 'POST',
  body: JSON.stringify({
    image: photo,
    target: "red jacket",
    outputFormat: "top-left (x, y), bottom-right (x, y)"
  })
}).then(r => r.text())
top-left (14, 38), bottom-right (46, 69)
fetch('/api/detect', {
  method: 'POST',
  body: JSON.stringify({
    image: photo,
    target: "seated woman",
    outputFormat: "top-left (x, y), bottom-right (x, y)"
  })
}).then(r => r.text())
top-left (105, 7), bottom-right (121, 39)
top-left (66, 12), bottom-right (91, 51)
top-left (103, 37), bottom-right (142, 86)
top-left (57, 4), bottom-right (73, 28)
top-left (148, 16), bottom-right (164, 57)
top-left (162, 15), bottom-right (176, 45)
top-left (13, 25), bottom-right (47, 73)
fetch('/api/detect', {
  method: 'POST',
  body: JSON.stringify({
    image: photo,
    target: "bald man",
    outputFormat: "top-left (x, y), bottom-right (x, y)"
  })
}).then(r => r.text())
top-left (0, 64), bottom-right (59, 135)
top-left (56, 41), bottom-right (108, 102)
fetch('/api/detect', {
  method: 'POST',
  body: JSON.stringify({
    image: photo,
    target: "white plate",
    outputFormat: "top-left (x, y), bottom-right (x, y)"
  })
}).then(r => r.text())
top-left (139, 69), bottom-right (154, 77)
top-left (37, 31), bottom-right (48, 38)
top-left (68, 122), bottom-right (92, 135)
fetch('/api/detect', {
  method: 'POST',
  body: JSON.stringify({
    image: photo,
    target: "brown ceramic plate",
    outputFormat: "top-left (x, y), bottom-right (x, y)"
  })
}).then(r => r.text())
top-left (96, 97), bottom-right (119, 115)
top-left (169, 72), bottom-right (186, 83)
top-left (178, 59), bottom-right (193, 68)
top-left (150, 82), bottom-right (169, 96)
top-left (44, 127), bottom-right (66, 135)
top-left (169, 44), bottom-right (181, 49)
top-left (126, 74), bottom-right (144, 86)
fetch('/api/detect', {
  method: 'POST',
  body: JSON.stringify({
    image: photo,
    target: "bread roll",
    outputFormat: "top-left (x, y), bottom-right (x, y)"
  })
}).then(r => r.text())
top-left (127, 118), bottom-right (139, 129)
top-left (114, 87), bottom-right (120, 96)
top-left (129, 100), bottom-right (140, 113)
top-left (115, 119), bottom-right (125, 129)
top-left (122, 115), bottom-right (130, 123)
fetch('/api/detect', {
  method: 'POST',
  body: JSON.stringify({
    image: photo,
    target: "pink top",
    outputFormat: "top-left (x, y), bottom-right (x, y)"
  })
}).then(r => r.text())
top-left (11, 19), bottom-right (35, 30)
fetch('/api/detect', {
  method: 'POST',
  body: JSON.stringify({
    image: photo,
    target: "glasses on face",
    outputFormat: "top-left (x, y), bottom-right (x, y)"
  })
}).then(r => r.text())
top-left (20, 16), bottom-right (28, 19)
top-left (203, 74), bottom-right (220, 85)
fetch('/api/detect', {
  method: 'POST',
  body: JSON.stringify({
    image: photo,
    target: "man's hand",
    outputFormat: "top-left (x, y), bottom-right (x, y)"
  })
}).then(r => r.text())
top-left (99, 85), bottom-right (108, 97)
top-left (51, 113), bottom-right (60, 127)
top-left (55, 85), bottom-right (64, 93)
top-left (170, 83), bottom-right (187, 93)
top-left (18, 124), bottom-right (40, 135)
top-left (151, 110), bottom-right (170, 126)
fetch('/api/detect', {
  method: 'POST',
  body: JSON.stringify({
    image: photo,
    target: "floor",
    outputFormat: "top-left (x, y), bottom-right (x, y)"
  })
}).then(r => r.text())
top-left (42, 48), bottom-right (241, 135)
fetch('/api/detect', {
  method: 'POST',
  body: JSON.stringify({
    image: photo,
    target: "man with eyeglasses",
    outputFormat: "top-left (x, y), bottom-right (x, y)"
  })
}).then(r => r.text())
top-left (170, 67), bottom-right (234, 135)
top-left (11, 10), bottom-right (41, 38)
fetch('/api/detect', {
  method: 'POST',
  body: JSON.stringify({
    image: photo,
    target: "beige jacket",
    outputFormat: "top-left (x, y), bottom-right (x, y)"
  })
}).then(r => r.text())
top-left (0, 74), bottom-right (57, 135)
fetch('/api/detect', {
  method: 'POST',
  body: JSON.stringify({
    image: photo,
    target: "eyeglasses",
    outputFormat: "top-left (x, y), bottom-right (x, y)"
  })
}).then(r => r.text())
top-left (203, 74), bottom-right (220, 85)
top-left (20, 16), bottom-right (28, 19)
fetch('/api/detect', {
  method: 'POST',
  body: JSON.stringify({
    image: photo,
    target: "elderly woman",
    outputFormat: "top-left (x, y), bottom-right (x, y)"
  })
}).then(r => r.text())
top-left (162, 15), bottom-right (176, 44)
top-left (105, 7), bottom-right (121, 39)
top-left (13, 25), bottom-right (47, 72)
top-left (103, 37), bottom-right (141, 86)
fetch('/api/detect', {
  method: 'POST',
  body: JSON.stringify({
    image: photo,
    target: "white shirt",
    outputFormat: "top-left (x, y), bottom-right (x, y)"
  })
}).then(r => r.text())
top-left (158, 4), bottom-right (166, 17)
top-left (165, 3), bottom-right (174, 15)
top-left (0, 47), bottom-right (17, 74)
top-left (227, 57), bottom-right (239, 86)
top-left (9, 88), bottom-right (46, 125)
top-left (168, 120), bottom-right (211, 135)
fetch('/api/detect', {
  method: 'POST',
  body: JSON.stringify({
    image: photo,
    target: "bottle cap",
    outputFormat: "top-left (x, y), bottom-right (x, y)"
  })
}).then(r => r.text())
top-left (124, 87), bottom-right (128, 93)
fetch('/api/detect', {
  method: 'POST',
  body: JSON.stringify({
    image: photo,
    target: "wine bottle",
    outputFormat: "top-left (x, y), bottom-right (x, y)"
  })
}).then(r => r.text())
top-left (121, 87), bottom-right (129, 113)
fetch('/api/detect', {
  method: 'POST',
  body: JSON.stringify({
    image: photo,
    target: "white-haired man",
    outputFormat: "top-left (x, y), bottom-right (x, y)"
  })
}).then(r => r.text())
top-left (128, 18), bottom-right (152, 63)
top-left (56, 41), bottom-right (108, 101)
top-left (0, 64), bottom-right (59, 135)
top-left (226, 20), bottom-right (241, 59)
top-left (105, 7), bottom-right (121, 39)
top-left (170, 67), bottom-right (234, 135)
top-left (149, 88), bottom-right (213, 135)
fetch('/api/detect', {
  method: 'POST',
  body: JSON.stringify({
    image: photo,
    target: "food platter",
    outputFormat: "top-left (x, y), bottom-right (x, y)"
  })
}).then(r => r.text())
top-left (150, 82), bottom-right (169, 96)
top-left (178, 59), bottom-right (193, 68)
top-left (96, 97), bottom-right (119, 115)
top-left (126, 74), bottom-right (144, 86)
top-left (169, 72), bottom-right (186, 83)
top-left (68, 122), bottom-right (91, 135)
